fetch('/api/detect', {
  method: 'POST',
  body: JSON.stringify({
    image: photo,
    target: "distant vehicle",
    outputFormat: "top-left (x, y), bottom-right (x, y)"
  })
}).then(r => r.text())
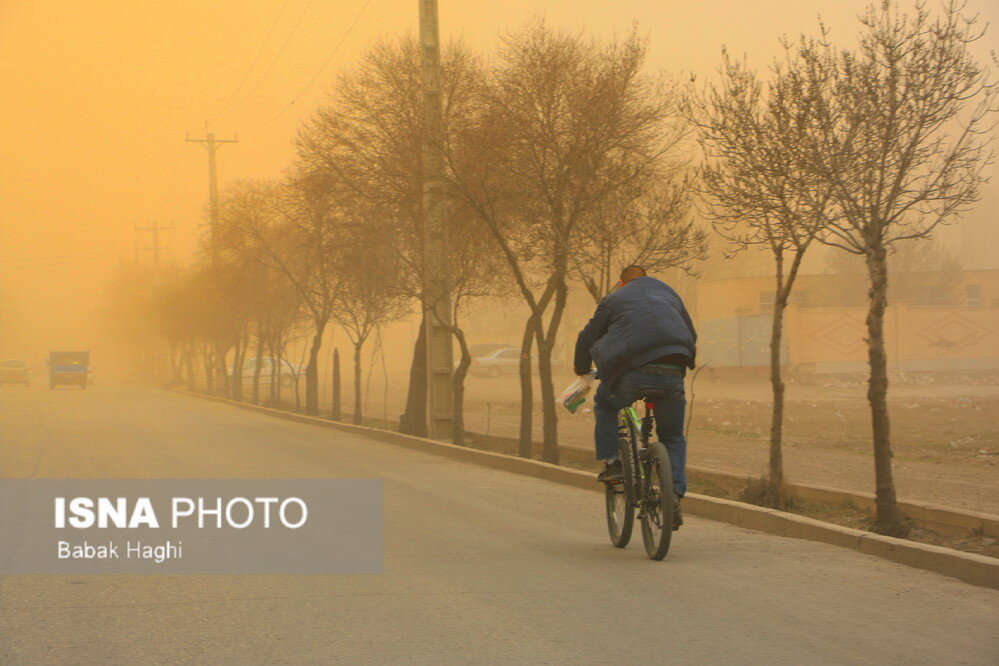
top-left (48, 351), bottom-right (89, 389)
top-left (231, 357), bottom-right (302, 388)
top-left (469, 343), bottom-right (518, 358)
top-left (469, 345), bottom-right (567, 378)
top-left (470, 346), bottom-right (525, 378)
top-left (0, 359), bottom-right (30, 386)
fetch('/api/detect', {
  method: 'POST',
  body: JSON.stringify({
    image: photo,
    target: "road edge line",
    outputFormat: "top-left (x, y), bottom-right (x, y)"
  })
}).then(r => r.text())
top-left (175, 389), bottom-right (999, 589)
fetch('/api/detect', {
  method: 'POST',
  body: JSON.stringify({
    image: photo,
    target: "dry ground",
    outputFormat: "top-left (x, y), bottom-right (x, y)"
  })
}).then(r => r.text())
top-left (205, 367), bottom-right (999, 516)
top-left (450, 369), bottom-right (999, 516)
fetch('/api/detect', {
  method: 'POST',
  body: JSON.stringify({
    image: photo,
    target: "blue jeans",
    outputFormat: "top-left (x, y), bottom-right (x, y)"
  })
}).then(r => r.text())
top-left (593, 368), bottom-right (687, 497)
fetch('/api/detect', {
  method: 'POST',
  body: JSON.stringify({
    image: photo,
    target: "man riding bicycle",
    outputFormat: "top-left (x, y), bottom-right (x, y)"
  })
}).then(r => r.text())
top-left (574, 265), bottom-right (696, 530)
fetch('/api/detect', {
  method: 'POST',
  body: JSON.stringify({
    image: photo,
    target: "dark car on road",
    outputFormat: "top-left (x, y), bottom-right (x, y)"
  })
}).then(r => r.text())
top-left (48, 351), bottom-right (89, 389)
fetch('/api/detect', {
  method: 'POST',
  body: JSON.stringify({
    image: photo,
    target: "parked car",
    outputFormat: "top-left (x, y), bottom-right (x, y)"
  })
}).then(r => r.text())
top-left (231, 357), bottom-right (302, 388)
top-left (469, 345), bottom-right (569, 378)
top-left (48, 351), bottom-right (89, 389)
top-left (469, 343), bottom-right (517, 358)
top-left (0, 359), bottom-right (30, 385)
top-left (470, 346), bottom-right (525, 378)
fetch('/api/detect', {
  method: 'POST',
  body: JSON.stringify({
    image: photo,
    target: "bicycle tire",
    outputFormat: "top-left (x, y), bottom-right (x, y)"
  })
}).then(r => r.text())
top-left (605, 435), bottom-right (635, 547)
top-left (604, 437), bottom-right (635, 548)
top-left (640, 441), bottom-right (675, 560)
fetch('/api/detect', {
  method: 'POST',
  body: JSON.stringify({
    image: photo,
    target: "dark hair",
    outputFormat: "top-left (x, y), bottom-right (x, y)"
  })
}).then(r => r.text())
top-left (619, 265), bottom-right (647, 282)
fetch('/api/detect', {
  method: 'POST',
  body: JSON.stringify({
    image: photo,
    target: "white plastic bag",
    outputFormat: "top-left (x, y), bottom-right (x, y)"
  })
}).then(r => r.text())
top-left (559, 371), bottom-right (595, 414)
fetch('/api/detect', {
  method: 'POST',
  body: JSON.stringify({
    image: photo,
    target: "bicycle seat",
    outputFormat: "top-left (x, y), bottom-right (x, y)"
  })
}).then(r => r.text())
top-left (642, 389), bottom-right (671, 403)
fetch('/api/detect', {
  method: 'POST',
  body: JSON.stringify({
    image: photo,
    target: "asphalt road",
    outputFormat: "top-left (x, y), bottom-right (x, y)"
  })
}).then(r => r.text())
top-left (1, 382), bottom-right (996, 664)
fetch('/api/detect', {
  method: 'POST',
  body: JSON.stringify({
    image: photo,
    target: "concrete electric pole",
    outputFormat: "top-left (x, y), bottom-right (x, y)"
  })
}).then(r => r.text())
top-left (419, 0), bottom-right (455, 439)
top-left (186, 129), bottom-right (237, 397)
top-left (185, 130), bottom-right (238, 253)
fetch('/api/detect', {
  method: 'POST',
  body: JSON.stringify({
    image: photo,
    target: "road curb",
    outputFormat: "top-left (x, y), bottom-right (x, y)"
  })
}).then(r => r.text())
top-left (177, 389), bottom-right (999, 589)
top-left (469, 432), bottom-right (999, 538)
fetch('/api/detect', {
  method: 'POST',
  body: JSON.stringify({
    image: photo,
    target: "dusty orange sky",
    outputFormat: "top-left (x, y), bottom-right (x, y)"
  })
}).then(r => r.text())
top-left (1, 0), bottom-right (996, 360)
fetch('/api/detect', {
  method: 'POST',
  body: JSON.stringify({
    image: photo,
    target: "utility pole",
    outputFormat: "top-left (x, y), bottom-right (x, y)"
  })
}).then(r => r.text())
top-left (419, 0), bottom-right (455, 440)
top-left (135, 221), bottom-right (173, 265)
top-left (185, 130), bottom-right (238, 253)
top-left (187, 128), bottom-right (237, 397)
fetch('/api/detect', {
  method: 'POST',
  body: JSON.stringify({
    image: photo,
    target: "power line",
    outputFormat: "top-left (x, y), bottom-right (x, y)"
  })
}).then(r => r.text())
top-left (210, 0), bottom-right (291, 124)
top-left (216, 0), bottom-right (315, 126)
top-left (241, 0), bottom-right (375, 135)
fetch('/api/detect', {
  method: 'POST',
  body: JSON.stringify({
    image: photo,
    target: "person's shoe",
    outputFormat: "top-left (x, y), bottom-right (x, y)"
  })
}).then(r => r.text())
top-left (597, 460), bottom-right (623, 482)
top-left (672, 494), bottom-right (683, 531)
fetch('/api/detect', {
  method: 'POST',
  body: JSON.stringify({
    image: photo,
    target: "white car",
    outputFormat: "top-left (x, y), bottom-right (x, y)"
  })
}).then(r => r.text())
top-left (232, 358), bottom-right (301, 387)
top-left (470, 347), bottom-right (524, 378)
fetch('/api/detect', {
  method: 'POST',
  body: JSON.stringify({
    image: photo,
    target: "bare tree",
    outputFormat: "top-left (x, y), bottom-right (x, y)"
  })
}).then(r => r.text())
top-left (792, 1), bottom-right (997, 535)
top-left (445, 21), bottom-right (687, 462)
top-left (331, 221), bottom-right (410, 425)
top-left (295, 36), bottom-right (484, 437)
top-left (221, 178), bottom-right (344, 415)
top-left (690, 49), bottom-right (831, 508)
top-left (571, 180), bottom-right (707, 303)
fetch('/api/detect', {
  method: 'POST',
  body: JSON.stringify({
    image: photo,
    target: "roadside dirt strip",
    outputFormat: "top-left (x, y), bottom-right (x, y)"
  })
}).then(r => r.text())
top-left (468, 431), bottom-right (999, 539)
top-left (177, 390), bottom-right (999, 589)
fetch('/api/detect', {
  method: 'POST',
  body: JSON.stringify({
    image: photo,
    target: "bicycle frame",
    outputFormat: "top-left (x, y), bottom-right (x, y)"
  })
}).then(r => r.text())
top-left (621, 405), bottom-right (642, 435)
top-left (619, 402), bottom-right (656, 487)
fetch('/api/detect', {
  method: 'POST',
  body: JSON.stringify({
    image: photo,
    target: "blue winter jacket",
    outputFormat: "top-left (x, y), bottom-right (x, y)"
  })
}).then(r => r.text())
top-left (573, 276), bottom-right (697, 387)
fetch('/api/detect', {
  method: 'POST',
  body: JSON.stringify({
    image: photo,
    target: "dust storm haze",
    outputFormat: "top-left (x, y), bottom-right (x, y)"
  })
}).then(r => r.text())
top-left (3, 4), bottom-right (999, 659)
top-left (0, 1), bottom-right (992, 360)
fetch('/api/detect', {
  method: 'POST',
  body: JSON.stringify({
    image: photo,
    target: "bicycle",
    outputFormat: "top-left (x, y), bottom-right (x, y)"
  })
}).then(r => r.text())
top-left (604, 389), bottom-right (676, 560)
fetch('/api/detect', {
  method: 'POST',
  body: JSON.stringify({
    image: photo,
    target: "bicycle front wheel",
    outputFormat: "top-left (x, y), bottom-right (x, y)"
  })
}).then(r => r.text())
top-left (640, 441), bottom-right (675, 560)
top-left (605, 435), bottom-right (635, 548)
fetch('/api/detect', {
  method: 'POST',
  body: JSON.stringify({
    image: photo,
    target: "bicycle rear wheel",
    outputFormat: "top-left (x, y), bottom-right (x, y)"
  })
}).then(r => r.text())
top-left (605, 434), bottom-right (636, 548)
top-left (640, 441), bottom-right (675, 560)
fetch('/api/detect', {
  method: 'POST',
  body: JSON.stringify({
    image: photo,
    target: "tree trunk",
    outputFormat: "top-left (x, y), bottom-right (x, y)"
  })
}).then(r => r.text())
top-left (230, 334), bottom-right (245, 402)
top-left (353, 341), bottom-right (364, 425)
top-left (268, 343), bottom-right (278, 405)
top-left (768, 290), bottom-right (788, 508)
top-left (294, 340), bottom-right (306, 412)
top-left (251, 326), bottom-right (264, 405)
top-left (305, 321), bottom-right (326, 415)
top-left (203, 343), bottom-right (215, 393)
top-left (451, 327), bottom-right (472, 446)
top-left (185, 341), bottom-right (195, 389)
top-left (536, 274), bottom-right (568, 464)
top-left (765, 247), bottom-right (789, 509)
top-left (331, 348), bottom-right (342, 420)
top-left (535, 336), bottom-right (559, 464)
top-left (214, 341), bottom-right (230, 398)
top-left (399, 315), bottom-right (428, 437)
top-left (518, 316), bottom-right (537, 458)
top-left (865, 243), bottom-right (908, 537)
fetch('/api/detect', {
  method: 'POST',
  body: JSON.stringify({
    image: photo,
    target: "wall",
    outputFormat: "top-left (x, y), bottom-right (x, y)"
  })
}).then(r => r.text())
top-left (699, 304), bottom-right (999, 372)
